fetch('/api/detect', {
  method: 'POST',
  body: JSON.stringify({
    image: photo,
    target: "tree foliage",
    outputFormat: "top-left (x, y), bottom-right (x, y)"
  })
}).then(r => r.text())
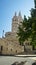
top-left (17, 0), bottom-right (36, 47)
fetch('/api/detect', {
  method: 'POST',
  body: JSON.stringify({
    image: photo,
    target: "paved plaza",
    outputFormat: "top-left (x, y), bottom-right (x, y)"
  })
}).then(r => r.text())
top-left (0, 56), bottom-right (36, 65)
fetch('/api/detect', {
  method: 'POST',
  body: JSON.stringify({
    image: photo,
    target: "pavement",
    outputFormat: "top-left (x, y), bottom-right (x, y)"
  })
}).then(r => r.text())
top-left (15, 54), bottom-right (36, 57)
top-left (0, 56), bottom-right (36, 65)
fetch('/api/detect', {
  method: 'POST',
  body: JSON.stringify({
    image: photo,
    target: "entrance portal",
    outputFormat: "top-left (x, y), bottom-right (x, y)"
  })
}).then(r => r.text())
top-left (0, 46), bottom-right (3, 54)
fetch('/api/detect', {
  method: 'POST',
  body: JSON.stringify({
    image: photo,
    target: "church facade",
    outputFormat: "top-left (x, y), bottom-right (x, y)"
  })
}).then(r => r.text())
top-left (0, 12), bottom-right (24, 55)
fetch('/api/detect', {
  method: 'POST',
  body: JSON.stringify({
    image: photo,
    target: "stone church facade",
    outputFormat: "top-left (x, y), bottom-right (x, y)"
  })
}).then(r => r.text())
top-left (0, 12), bottom-right (24, 55)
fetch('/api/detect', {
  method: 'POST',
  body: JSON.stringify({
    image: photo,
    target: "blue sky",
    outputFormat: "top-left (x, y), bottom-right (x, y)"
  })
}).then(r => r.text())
top-left (0, 0), bottom-right (34, 38)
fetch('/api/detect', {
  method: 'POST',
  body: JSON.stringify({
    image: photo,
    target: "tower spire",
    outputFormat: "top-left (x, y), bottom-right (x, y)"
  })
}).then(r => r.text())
top-left (15, 12), bottom-right (17, 16)
top-left (18, 11), bottom-right (21, 16)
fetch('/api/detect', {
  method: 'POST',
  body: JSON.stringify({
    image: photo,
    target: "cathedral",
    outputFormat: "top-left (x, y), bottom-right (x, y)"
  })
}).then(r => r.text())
top-left (0, 12), bottom-right (24, 55)
top-left (0, 0), bottom-right (36, 55)
top-left (0, 12), bottom-right (32, 55)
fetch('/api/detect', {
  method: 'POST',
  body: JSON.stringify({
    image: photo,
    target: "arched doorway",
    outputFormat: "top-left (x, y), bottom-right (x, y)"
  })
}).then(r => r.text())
top-left (0, 46), bottom-right (3, 54)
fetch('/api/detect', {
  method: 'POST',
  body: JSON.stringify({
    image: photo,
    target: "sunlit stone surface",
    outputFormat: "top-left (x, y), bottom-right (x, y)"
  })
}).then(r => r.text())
top-left (0, 56), bottom-right (36, 65)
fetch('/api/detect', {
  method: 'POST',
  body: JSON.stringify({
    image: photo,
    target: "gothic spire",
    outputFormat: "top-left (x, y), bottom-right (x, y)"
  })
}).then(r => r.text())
top-left (18, 11), bottom-right (21, 16)
top-left (15, 12), bottom-right (17, 16)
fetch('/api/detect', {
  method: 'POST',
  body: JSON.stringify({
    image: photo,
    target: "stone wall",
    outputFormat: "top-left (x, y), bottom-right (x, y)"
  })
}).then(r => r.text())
top-left (0, 38), bottom-right (24, 55)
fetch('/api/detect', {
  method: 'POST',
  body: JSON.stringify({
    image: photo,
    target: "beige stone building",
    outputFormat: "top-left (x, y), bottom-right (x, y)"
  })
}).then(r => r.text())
top-left (0, 12), bottom-right (24, 55)
top-left (0, 12), bottom-right (32, 55)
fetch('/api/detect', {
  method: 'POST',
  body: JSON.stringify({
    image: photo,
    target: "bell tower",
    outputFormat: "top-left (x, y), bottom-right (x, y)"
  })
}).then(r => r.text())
top-left (12, 12), bottom-right (18, 33)
top-left (12, 12), bottom-right (23, 34)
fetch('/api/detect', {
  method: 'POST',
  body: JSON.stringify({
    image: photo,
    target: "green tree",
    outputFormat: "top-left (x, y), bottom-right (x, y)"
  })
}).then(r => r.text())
top-left (17, 15), bottom-right (30, 45)
top-left (29, 0), bottom-right (36, 49)
top-left (17, 0), bottom-right (36, 50)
